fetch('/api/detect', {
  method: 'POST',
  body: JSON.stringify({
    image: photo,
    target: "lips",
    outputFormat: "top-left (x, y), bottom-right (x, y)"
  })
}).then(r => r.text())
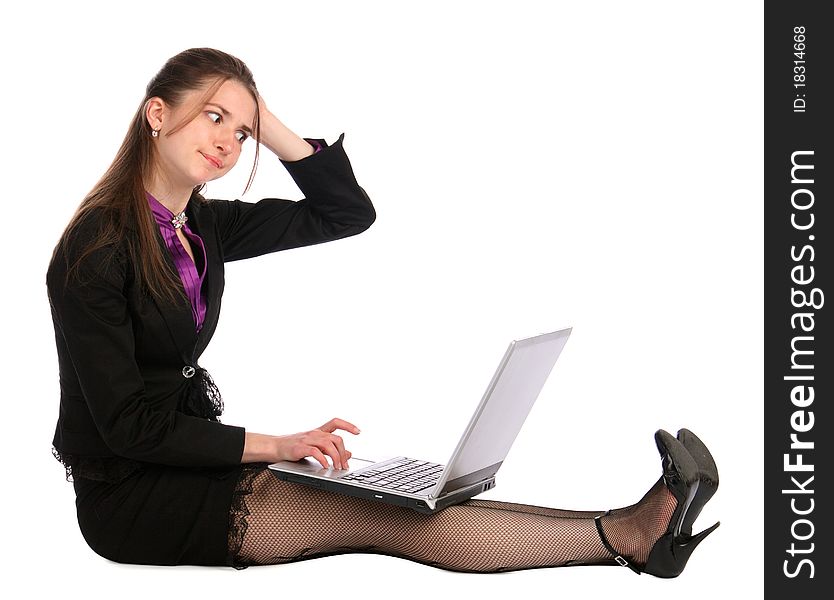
top-left (201, 152), bottom-right (223, 169)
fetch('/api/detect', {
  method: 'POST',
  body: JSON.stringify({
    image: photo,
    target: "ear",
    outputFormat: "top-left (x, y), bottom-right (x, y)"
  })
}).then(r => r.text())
top-left (145, 97), bottom-right (166, 132)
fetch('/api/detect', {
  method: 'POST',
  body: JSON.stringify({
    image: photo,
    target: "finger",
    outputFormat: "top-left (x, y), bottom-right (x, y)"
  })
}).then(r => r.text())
top-left (303, 429), bottom-right (336, 461)
top-left (320, 418), bottom-right (361, 435)
top-left (328, 433), bottom-right (348, 468)
top-left (306, 432), bottom-right (340, 469)
top-left (320, 439), bottom-right (344, 470)
top-left (309, 447), bottom-right (329, 470)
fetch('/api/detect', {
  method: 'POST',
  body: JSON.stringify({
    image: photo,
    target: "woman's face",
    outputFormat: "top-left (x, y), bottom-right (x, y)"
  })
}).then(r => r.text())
top-left (149, 79), bottom-right (257, 190)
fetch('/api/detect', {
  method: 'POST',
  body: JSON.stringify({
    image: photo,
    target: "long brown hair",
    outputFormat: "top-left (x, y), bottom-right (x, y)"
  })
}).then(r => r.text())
top-left (54, 48), bottom-right (262, 306)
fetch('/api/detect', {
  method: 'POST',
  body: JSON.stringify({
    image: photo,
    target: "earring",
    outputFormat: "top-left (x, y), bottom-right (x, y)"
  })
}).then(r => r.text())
top-left (151, 128), bottom-right (159, 137)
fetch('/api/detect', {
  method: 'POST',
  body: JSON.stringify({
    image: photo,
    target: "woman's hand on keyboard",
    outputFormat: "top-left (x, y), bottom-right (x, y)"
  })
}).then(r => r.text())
top-left (274, 418), bottom-right (361, 470)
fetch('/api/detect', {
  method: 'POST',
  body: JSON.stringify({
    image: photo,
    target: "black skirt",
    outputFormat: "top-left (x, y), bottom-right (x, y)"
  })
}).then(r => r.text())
top-left (72, 461), bottom-right (268, 567)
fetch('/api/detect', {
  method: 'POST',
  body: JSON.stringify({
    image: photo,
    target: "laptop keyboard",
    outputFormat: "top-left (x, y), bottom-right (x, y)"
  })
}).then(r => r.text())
top-left (341, 458), bottom-right (444, 493)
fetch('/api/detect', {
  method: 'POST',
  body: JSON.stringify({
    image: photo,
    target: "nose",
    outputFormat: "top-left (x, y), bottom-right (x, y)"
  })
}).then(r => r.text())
top-left (214, 129), bottom-right (237, 155)
top-left (215, 137), bottom-right (233, 155)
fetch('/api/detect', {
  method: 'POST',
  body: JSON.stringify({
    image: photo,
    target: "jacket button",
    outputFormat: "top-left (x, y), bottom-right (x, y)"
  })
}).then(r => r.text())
top-left (182, 366), bottom-right (196, 378)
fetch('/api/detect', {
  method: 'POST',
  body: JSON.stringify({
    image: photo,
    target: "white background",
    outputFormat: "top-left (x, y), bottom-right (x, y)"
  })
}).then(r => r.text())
top-left (2, 1), bottom-right (761, 597)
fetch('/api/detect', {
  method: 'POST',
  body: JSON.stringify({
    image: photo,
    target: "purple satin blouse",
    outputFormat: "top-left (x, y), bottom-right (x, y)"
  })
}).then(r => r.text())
top-left (146, 191), bottom-right (209, 331)
top-left (146, 139), bottom-right (323, 332)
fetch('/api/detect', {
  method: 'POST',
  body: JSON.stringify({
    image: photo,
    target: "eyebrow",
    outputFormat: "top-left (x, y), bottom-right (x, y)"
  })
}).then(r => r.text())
top-left (206, 103), bottom-right (254, 136)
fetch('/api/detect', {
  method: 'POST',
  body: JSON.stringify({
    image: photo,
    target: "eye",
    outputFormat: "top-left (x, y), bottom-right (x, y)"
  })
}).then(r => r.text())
top-left (207, 111), bottom-right (248, 144)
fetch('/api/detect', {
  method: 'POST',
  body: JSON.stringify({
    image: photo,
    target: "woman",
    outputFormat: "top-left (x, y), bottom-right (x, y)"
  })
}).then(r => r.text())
top-left (47, 47), bottom-right (719, 576)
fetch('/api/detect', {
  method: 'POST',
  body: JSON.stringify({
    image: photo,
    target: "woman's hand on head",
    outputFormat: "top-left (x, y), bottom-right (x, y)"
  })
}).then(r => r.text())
top-left (256, 92), bottom-right (274, 123)
top-left (274, 418), bottom-right (361, 470)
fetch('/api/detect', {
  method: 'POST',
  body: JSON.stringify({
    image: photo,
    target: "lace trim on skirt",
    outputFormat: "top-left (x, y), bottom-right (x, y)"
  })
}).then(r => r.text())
top-left (52, 447), bottom-right (143, 484)
top-left (226, 463), bottom-right (269, 570)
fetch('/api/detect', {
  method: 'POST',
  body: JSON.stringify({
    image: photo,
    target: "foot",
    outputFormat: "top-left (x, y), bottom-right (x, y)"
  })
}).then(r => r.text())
top-left (595, 429), bottom-right (719, 577)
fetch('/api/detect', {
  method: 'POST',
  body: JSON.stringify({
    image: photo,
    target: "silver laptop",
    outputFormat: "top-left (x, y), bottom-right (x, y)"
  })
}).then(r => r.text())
top-left (268, 327), bottom-right (572, 513)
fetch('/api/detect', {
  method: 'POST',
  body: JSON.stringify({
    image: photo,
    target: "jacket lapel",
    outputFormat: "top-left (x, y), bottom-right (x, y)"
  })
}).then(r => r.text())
top-left (187, 196), bottom-right (223, 360)
top-left (150, 226), bottom-right (199, 364)
top-left (147, 192), bottom-right (224, 364)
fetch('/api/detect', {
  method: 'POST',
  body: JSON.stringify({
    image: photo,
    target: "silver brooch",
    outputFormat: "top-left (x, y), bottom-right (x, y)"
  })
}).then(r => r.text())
top-left (171, 211), bottom-right (188, 229)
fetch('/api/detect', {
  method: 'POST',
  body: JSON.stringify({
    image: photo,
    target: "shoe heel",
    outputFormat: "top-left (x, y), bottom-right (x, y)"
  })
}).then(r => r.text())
top-left (643, 520), bottom-right (720, 578)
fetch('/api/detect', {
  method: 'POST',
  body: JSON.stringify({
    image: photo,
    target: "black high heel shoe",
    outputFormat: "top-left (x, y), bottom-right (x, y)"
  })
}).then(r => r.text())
top-left (676, 428), bottom-right (720, 538)
top-left (594, 429), bottom-right (720, 578)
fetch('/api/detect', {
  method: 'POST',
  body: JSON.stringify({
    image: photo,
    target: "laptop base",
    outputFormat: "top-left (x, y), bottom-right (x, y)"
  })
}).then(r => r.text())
top-left (270, 469), bottom-right (497, 514)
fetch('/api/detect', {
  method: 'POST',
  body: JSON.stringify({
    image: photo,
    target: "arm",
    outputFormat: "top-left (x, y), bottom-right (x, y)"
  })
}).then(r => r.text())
top-left (207, 131), bottom-right (376, 262)
top-left (256, 108), bottom-right (318, 162)
top-left (47, 228), bottom-right (245, 467)
top-left (242, 418), bottom-right (361, 470)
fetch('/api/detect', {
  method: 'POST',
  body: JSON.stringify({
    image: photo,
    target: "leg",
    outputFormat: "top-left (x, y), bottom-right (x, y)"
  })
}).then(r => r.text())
top-left (227, 465), bottom-right (678, 573)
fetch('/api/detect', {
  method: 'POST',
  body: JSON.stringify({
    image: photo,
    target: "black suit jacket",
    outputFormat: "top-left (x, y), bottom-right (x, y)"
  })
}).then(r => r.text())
top-left (47, 133), bottom-right (376, 473)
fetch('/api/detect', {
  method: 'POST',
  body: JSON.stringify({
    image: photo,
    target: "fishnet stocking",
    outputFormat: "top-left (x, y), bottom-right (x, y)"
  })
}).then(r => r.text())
top-left (598, 478), bottom-right (679, 566)
top-left (227, 465), bottom-right (678, 573)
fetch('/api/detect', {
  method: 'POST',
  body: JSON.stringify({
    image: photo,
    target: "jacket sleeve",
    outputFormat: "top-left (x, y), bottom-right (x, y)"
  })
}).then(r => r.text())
top-left (208, 132), bottom-right (376, 262)
top-left (47, 231), bottom-right (246, 467)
